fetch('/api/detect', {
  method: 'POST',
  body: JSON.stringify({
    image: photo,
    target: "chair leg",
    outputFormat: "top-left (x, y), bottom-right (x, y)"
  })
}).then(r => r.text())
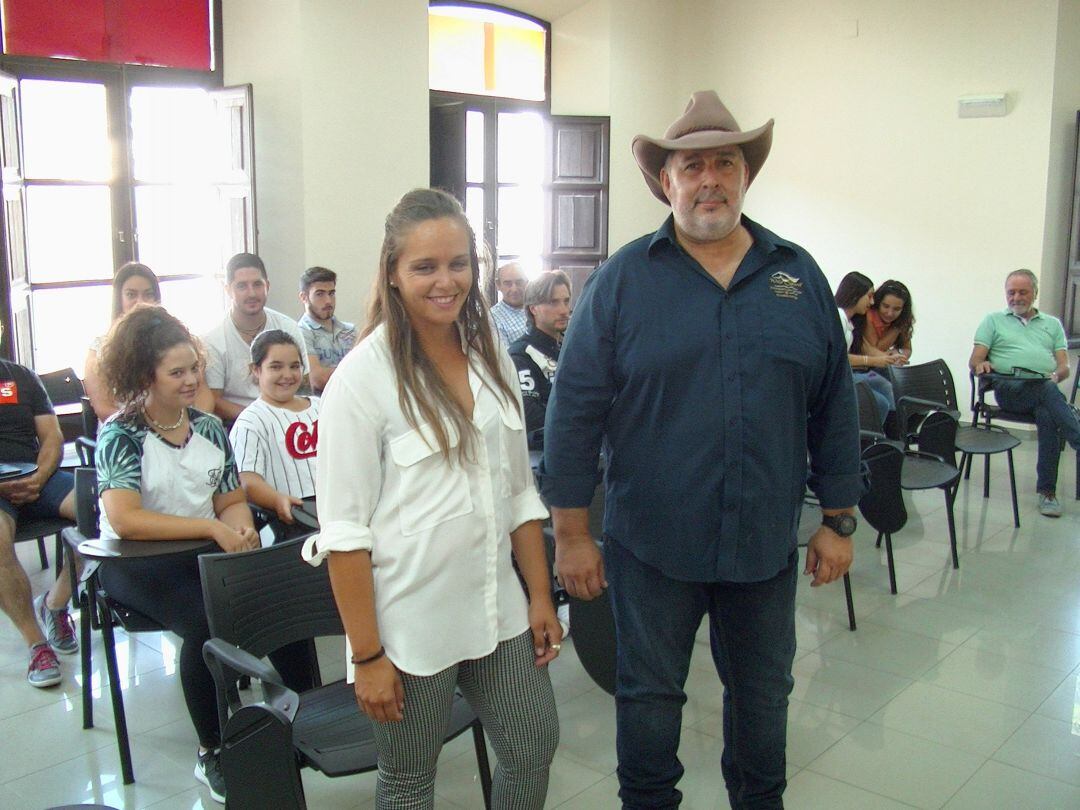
top-left (37, 537), bottom-right (48, 570)
top-left (97, 594), bottom-right (135, 785)
top-left (982, 453), bottom-right (991, 498)
top-left (53, 534), bottom-right (63, 580)
top-left (875, 531), bottom-right (883, 549)
top-left (945, 489), bottom-right (959, 570)
top-left (1007, 450), bottom-right (1020, 528)
top-left (471, 721), bottom-right (492, 810)
top-left (963, 450), bottom-right (973, 480)
top-left (843, 572), bottom-right (856, 631)
top-left (80, 589), bottom-right (93, 730)
top-left (884, 534), bottom-right (897, 595)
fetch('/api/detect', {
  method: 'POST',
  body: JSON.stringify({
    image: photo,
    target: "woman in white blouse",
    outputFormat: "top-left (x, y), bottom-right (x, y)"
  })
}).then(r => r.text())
top-left (304, 188), bottom-right (560, 807)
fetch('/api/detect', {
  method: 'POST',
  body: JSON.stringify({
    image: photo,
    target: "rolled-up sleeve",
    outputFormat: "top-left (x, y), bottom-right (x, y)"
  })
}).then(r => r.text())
top-left (806, 274), bottom-right (864, 509)
top-left (303, 369), bottom-right (380, 566)
top-left (541, 272), bottom-right (615, 508)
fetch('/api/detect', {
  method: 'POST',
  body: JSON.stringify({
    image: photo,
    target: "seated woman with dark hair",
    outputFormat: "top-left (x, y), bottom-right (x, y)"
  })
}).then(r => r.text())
top-left (84, 262), bottom-right (215, 422)
top-left (835, 271), bottom-right (905, 423)
top-left (864, 279), bottom-right (915, 362)
top-left (94, 304), bottom-right (308, 805)
top-left (230, 329), bottom-right (319, 540)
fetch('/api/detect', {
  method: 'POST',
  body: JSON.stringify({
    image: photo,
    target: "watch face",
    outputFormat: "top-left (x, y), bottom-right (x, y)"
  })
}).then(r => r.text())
top-left (826, 514), bottom-right (857, 536)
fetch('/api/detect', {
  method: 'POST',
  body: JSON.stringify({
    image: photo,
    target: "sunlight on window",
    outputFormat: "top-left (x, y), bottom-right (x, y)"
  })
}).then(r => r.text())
top-left (160, 277), bottom-right (228, 335)
top-left (130, 86), bottom-right (217, 183)
top-left (498, 186), bottom-right (543, 258)
top-left (31, 286), bottom-right (110, 373)
top-left (25, 185), bottom-right (113, 283)
top-left (429, 5), bottom-right (546, 101)
top-left (466, 110), bottom-right (484, 183)
top-left (135, 185), bottom-right (220, 278)
top-left (21, 80), bottom-right (110, 181)
top-left (465, 187), bottom-right (485, 251)
top-left (498, 112), bottom-right (543, 184)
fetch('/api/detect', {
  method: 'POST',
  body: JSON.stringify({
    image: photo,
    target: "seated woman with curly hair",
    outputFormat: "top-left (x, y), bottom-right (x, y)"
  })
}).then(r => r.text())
top-left (94, 304), bottom-right (311, 805)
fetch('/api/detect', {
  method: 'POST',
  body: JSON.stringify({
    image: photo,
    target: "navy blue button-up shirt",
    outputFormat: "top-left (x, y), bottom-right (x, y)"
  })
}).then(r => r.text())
top-left (541, 215), bottom-right (863, 583)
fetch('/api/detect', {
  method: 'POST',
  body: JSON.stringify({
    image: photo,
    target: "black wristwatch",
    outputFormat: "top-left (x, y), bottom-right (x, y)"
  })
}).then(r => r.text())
top-left (821, 513), bottom-right (857, 538)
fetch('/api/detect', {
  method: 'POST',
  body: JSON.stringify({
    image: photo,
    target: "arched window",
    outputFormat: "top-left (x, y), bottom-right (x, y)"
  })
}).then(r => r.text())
top-left (429, 3), bottom-right (547, 102)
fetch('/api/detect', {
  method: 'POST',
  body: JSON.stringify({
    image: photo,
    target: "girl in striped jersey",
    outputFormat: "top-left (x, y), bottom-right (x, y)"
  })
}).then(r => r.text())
top-left (229, 330), bottom-right (320, 536)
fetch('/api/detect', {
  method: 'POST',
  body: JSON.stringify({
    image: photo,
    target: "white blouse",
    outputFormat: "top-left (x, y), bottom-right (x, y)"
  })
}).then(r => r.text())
top-left (302, 324), bottom-right (549, 676)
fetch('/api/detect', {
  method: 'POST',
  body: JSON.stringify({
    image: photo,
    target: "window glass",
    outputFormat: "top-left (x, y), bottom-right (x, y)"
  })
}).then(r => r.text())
top-left (465, 186), bottom-right (485, 247)
top-left (25, 185), bottom-right (113, 283)
top-left (429, 5), bottom-right (546, 101)
top-left (130, 86), bottom-right (215, 183)
top-left (466, 110), bottom-right (484, 184)
top-left (498, 112), bottom-right (544, 184)
top-left (134, 185), bottom-right (220, 278)
top-left (497, 186), bottom-right (542, 259)
top-left (21, 80), bottom-right (110, 181)
top-left (30, 285), bottom-right (111, 373)
top-left (158, 276), bottom-right (225, 336)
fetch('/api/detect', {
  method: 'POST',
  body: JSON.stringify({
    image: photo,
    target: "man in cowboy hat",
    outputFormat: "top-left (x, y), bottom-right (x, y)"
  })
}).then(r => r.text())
top-left (542, 91), bottom-right (862, 808)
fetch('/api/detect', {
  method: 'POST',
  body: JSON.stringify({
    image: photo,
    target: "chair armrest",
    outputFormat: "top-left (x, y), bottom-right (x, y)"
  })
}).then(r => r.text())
top-left (896, 396), bottom-right (959, 421)
top-left (203, 638), bottom-right (299, 720)
top-left (75, 436), bottom-right (96, 466)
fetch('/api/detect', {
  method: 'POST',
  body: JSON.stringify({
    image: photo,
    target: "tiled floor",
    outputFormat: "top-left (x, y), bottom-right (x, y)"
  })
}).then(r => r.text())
top-left (3, 434), bottom-right (1080, 808)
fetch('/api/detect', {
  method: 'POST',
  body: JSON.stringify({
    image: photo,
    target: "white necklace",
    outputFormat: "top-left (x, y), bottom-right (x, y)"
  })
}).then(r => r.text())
top-left (142, 406), bottom-right (185, 432)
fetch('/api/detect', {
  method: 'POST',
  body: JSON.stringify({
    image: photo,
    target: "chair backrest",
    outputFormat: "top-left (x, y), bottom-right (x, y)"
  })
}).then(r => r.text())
top-left (916, 410), bottom-right (958, 468)
top-left (39, 367), bottom-right (85, 408)
top-left (887, 359), bottom-right (958, 411)
top-left (80, 395), bottom-right (98, 441)
top-left (857, 442), bottom-right (908, 535)
top-left (199, 536), bottom-right (342, 660)
top-left (73, 466), bottom-right (100, 538)
top-left (855, 380), bottom-right (882, 433)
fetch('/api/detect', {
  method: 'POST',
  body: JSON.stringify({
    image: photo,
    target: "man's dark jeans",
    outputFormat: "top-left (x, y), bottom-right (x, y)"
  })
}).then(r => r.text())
top-left (993, 379), bottom-right (1080, 493)
top-left (604, 540), bottom-right (798, 810)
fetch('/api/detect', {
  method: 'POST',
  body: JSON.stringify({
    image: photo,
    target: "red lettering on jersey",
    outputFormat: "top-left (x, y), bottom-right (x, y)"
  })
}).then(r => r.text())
top-left (0, 380), bottom-right (18, 404)
top-left (285, 420), bottom-right (318, 459)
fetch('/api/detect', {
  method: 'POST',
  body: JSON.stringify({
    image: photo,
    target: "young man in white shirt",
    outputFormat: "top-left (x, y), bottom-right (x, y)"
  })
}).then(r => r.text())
top-left (203, 253), bottom-right (309, 423)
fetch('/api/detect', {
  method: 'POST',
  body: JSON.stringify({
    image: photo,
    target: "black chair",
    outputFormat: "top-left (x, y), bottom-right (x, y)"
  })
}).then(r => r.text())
top-left (886, 360), bottom-right (1019, 527)
top-left (899, 411), bottom-right (962, 578)
top-left (15, 515), bottom-right (69, 575)
top-left (199, 539), bottom-right (493, 810)
top-left (39, 367), bottom-right (85, 455)
top-left (857, 442), bottom-right (908, 595)
top-left (61, 467), bottom-right (166, 785)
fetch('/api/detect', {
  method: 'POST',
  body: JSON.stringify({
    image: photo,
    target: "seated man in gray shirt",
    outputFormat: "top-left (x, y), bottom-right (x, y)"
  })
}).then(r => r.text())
top-left (297, 266), bottom-right (356, 393)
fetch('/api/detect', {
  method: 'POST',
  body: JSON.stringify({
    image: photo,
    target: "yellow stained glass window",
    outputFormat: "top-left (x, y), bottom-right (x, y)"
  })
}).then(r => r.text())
top-left (429, 4), bottom-right (546, 101)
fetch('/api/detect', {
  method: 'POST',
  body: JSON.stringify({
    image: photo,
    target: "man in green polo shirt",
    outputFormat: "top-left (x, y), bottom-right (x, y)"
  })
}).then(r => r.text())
top-left (969, 268), bottom-right (1080, 516)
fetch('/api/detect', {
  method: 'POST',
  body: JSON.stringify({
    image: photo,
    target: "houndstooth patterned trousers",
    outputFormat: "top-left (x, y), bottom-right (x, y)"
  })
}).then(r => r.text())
top-left (371, 630), bottom-right (560, 809)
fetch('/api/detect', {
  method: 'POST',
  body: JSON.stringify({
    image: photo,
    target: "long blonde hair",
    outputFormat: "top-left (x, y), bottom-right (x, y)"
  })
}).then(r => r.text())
top-left (364, 188), bottom-right (516, 462)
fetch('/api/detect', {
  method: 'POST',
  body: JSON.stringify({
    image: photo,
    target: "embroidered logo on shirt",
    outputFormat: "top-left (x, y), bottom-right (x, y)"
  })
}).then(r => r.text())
top-left (0, 380), bottom-right (18, 404)
top-left (206, 467), bottom-right (223, 488)
top-left (286, 420), bottom-right (319, 459)
top-left (768, 271), bottom-right (803, 300)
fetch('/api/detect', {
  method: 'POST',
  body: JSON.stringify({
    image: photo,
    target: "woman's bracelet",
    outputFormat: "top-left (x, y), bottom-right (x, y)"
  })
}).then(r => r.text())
top-left (351, 646), bottom-right (386, 666)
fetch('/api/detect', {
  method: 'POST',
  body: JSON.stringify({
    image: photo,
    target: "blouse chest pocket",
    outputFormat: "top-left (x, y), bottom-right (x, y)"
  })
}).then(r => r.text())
top-left (389, 422), bottom-right (473, 536)
top-left (497, 403), bottom-right (525, 498)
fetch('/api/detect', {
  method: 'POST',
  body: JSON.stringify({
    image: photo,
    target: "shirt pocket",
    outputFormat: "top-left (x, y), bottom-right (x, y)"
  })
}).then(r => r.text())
top-left (389, 422), bottom-right (473, 535)
top-left (497, 403), bottom-right (525, 497)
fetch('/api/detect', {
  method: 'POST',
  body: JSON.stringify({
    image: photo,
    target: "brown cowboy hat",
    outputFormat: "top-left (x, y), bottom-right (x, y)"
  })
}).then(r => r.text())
top-left (632, 91), bottom-right (774, 204)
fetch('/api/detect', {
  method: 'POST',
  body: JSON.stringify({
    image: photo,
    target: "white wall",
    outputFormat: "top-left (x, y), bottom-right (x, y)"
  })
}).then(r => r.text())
top-left (224, 0), bottom-right (430, 327)
top-left (672, 0), bottom-right (1063, 399)
top-left (551, 0), bottom-right (611, 116)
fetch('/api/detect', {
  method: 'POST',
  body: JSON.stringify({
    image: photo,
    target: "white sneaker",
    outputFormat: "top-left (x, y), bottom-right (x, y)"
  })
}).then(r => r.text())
top-left (1039, 493), bottom-right (1062, 518)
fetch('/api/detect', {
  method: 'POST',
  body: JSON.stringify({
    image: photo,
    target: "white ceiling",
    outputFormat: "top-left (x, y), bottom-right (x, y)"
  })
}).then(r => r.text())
top-left (504, 0), bottom-right (595, 23)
